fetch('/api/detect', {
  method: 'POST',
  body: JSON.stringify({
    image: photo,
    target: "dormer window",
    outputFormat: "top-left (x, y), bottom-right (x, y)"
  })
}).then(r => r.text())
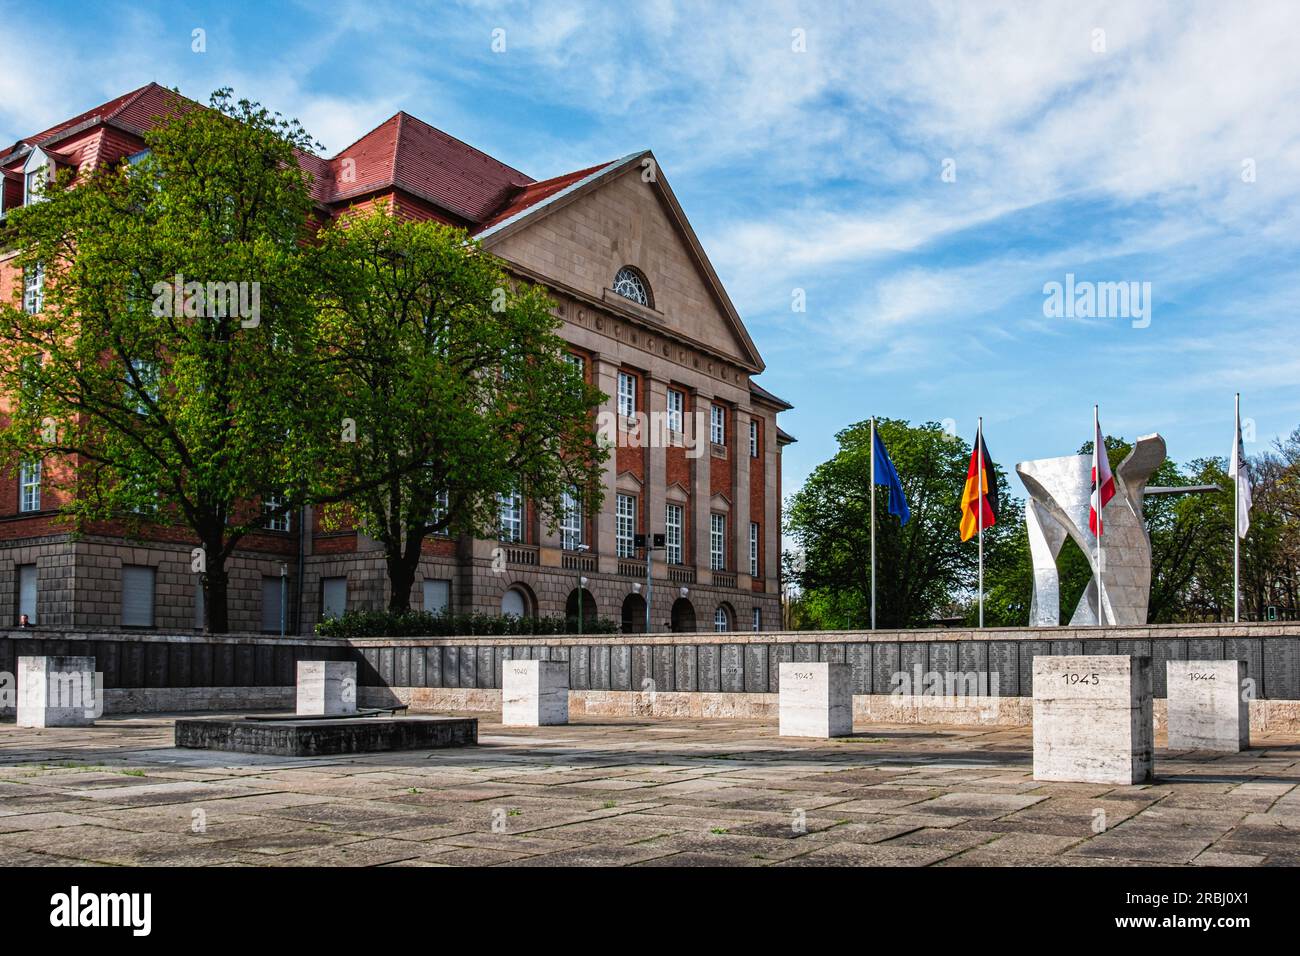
top-left (22, 148), bottom-right (51, 206)
top-left (612, 266), bottom-right (652, 308)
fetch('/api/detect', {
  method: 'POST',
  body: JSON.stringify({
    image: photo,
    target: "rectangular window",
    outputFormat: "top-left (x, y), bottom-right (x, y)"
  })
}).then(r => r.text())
top-left (565, 352), bottom-right (586, 378)
top-left (667, 388), bottom-right (684, 434)
top-left (560, 488), bottom-right (583, 551)
top-left (752, 607), bottom-right (762, 632)
top-left (664, 503), bottom-right (683, 565)
top-left (430, 488), bottom-right (450, 530)
top-left (17, 564), bottom-right (37, 625)
top-left (498, 491), bottom-right (523, 542)
top-left (616, 494), bottom-right (637, 558)
top-left (195, 579), bottom-right (205, 629)
top-left (24, 167), bottom-right (45, 205)
top-left (710, 513), bottom-right (726, 571)
top-left (321, 577), bottom-right (347, 620)
top-left (261, 575), bottom-right (285, 633)
top-left (23, 262), bottom-right (44, 314)
top-left (423, 578), bottom-right (451, 615)
top-left (750, 419), bottom-right (760, 458)
top-left (750, 522), bottom-right (760, 577)
top-left (711, 404), bottom-right (725, 445)
top-left (618, 371), bottom-right (637, 419)
top-left (263, 495), bottom-right (290, 533)
top-left (122, 565), bottom-right (156, 628)
top-left (19, 459), bottom-right (41, 512)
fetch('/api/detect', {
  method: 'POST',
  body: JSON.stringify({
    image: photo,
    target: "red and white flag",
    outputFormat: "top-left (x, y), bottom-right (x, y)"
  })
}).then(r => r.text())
top-left (1090, 415), bottom-right (1115, 536)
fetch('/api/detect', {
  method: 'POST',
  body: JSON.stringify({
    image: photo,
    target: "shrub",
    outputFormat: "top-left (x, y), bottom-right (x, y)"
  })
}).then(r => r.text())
top-left (314, 608), bottom-right (619, 639)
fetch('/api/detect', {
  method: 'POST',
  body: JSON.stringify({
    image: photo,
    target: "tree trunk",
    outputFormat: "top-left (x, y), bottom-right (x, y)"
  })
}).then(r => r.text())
top-left (204, 557), bottom-right (230, 634)
top-left (386, 550), bottom-right (417, 613)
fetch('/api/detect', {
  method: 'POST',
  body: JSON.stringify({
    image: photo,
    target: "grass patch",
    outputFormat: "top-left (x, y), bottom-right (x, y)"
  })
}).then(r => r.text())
top-left (709, 826), bottom-right (729, 835)
top-left (118, 769), bottom-right (146, 777)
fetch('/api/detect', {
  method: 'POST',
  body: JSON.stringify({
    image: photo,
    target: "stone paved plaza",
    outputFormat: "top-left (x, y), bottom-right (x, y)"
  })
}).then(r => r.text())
top-left (1, 714), bottom-right (1298, 867)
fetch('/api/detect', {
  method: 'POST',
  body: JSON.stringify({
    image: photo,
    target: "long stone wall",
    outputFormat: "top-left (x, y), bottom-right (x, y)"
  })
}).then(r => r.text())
top-left (2, 623), bottom-right (1299, 726)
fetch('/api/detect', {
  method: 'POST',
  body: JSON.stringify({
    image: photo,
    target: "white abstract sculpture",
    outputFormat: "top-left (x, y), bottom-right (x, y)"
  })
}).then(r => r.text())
top-left (1016, 434), bottom-right (1166, 626)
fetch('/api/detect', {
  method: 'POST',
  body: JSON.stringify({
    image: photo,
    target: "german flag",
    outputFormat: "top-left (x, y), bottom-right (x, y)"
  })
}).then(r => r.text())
top-left (960, 426), bottom-right (999, 542)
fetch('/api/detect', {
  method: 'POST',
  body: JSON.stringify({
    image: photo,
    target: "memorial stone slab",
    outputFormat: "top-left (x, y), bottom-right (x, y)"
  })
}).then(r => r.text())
top-left (296, 661), bottom-right (357, 716)
top-left (502, 659), bottom-right (569, 726)
top-left (1032, 655), bottom-right (1153, 784)
top-left (18, 656), bottom-right (98, 728)
top-left (1166, 660), bottom-right (1249, 752)
top-left (778, 662), bottom-right (852, 738)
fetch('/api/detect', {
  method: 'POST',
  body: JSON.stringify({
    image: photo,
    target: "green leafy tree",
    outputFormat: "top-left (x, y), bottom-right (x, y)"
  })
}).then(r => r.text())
top-left (785, 419), bottom-right (1018, 629)
top-left (311, 205), bottom-right (607, 611)
top-left (0, 89), bottom-right (334, 632)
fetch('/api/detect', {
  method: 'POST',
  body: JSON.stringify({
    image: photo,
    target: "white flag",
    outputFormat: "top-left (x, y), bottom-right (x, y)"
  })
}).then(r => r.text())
top-left (1231, 410), bottom-right (1252, 539)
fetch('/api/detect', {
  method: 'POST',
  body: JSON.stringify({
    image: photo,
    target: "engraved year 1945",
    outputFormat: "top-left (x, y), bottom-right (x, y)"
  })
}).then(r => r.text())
top-left (1061, 672), bottom-right (1100, 685)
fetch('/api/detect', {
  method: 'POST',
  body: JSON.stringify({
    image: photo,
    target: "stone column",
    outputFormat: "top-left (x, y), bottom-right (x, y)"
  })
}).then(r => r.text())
top-left (763, 412), bottom-right (780, 585)
top-left (690, 387), bottom-right (713, 587)
top-left (734, 406), bottom-right (752, 590)
top-left (592, 352), bottom-right (621, 575)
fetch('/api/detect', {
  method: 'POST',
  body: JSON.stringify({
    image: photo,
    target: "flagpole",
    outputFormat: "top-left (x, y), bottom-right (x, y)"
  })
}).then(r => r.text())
top-left (870, 416), bottom-right (877, 631)
top-left (1234, 392), bottom-right (1240, 624)
top-left (1095, 403), bottom-right (1105, 626)
top-left (977, 417), bottom-right (984, 629)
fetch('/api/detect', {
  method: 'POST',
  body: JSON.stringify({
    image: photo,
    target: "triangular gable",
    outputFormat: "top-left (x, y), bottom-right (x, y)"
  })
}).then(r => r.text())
top-left (476, 151), bottom-right (764, 373)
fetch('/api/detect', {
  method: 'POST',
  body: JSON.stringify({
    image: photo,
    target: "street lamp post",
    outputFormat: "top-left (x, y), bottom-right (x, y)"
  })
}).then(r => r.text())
top-left (279, 562), bottom-right (288, 638)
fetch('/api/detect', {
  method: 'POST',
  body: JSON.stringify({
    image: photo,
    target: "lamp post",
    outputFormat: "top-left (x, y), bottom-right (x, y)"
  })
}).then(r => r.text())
top-left (279, 562), bottom-right (288, 638)
top-left (575, 544), bottom-right (590, 634)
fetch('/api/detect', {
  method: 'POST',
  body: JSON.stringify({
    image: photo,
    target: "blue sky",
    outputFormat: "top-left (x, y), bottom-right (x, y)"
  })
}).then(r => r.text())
top-left (4, 0), bottom-right (1300, 505)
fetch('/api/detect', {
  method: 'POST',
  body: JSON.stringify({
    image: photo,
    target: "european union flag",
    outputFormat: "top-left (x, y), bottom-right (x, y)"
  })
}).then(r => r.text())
top-left (872, 429), bottom-right (910, 525)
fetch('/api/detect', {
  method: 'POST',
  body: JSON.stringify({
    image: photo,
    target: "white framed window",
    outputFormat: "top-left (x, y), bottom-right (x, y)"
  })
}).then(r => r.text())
top-left (616, 494), bottom-right (637, 558)
top-left (710, 404), bottom-right (725, 445)
top-left (19, 459), bottom-right (41, 512)
top-left (752, 607), bottom-right (762, 632)
top-left (667, 388), bottom-right (684, 434)
top-left (714, 605), bottom-right (730, 632)
top-left (498, 491), bottom-right (523, 542)
top-left (264, 494), bottom-right (290, 532)
top-left (23, 262), bottom-right (44, 315)
top-left (565, 352), bottom-right (586, 378)
top-left (24, 167), bottom-right (46, 206)
top-left (618, 371), bottom-right (637, 419)
top-left (430, 488), bottom-right (450, 530)
top-left (750, 522), bottom-right (759, 577)
top-left (750, 419), bottom-right (759, 458)
top-left (710, 513), bottom-right (726, 571)
top-left (122, 565), bottom-right (156, 628)
top-left (612, 266), bottom-right (651, 307)
top-left (502, 587), bottom-right (528, 617)
top-left (664, 503), bottom-right (683, 565)
top-left (561, 488), bottom-right (584, 551)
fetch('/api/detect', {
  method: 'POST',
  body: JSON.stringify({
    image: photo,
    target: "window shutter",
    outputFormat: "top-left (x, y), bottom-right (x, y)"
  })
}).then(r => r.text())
top-left (121, 566), bottom-right (156, 627)
top-left (18, 565), bottom-right (38, 624)
top-left (322, 577), bottom-right (348, 620)
top-left (423, 579), bottom-right (450, 615)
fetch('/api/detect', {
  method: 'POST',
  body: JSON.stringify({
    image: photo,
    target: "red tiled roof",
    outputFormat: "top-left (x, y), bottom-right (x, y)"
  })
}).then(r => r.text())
top-left (474, 160), bottom-right (610, 232)
top-left (2, 84), bottom-right (612, 230)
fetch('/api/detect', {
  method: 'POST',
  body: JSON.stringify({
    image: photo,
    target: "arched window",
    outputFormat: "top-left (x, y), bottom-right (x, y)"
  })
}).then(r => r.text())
top-left (612, 266), bottom-right (652, 308)
top-left (501, 587), bottom-right (528, 618)
top-left (714, 604), bottom-right (733, 633)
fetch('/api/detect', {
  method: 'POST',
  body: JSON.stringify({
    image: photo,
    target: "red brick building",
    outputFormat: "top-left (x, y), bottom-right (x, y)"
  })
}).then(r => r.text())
top-left (0, 84), bottom-right (793, 634)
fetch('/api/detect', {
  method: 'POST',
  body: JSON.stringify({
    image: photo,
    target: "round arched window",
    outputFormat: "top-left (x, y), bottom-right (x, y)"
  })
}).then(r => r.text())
top-left (714, 605), bottom-right (732, 633)
top-left (501, 588), bottom-right (528, 617)
top-left (612, 266), bottom-right (652, 308)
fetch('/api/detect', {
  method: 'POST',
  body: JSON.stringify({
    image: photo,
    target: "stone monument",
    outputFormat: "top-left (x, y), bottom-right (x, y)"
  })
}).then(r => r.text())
top-left (778, 662), bottom-right (852, 738)
top-left (296, 661), bottom-right (357, 716)
top-left (1166, 660), bottom-right (1250, 752)
top-left (1032, 654), bottom-right (1153, 784)
top-left (501, 659), bottom-right (569, 726)
top-left (17, 656), bottom-right (98, 728)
